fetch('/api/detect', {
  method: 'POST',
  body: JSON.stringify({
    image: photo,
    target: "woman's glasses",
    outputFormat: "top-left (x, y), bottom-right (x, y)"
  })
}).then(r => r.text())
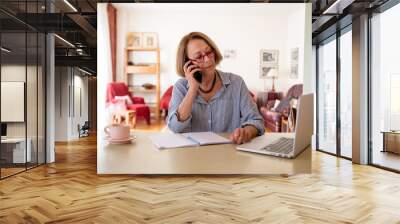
top-left (189, 50), bottom-right (215, 62)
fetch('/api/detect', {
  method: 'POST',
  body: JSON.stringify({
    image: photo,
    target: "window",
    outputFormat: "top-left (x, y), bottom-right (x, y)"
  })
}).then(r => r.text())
top-left (339, 28), bottom-right (352, 158)
top-left (316, 25), bottom-right (353, 159)
top-left (317, 36), bottom-right (337, 155)
top-left (370, 2), bottom-right (400, 171)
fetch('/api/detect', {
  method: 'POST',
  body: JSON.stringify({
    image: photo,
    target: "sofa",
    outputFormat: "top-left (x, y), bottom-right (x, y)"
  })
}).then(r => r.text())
top-left (259, 84), bottom-right (303, 132)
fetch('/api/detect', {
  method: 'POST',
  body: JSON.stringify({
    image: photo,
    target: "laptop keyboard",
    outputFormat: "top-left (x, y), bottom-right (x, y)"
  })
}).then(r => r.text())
top-left (261, 137), bottom-right (294, 155)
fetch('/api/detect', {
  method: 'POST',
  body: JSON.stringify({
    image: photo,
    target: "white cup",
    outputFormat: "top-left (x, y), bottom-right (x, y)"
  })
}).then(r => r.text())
top-left (104, 124), bottom-right (130, 140)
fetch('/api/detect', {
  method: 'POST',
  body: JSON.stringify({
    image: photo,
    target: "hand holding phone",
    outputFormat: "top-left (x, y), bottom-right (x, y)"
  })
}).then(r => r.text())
top-left (184, 57), bottom-right (202, 83)
top-left (183, 60), bottom-right (202, 92)
top-left (190, 62), bottom-right (203, 83)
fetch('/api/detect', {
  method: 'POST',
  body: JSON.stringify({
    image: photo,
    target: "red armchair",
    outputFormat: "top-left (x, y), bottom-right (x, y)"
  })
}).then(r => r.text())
top-left (259, 84), bottom-right (303, 132)
top-left (160, 86), bottom-right (173, 117)
top-left (106, 82), bottom-right (150, 124)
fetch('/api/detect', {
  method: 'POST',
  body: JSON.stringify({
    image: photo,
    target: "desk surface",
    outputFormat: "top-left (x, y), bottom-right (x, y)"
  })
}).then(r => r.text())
top-left (98, 132), bottom-right (311, 175)
top-left (1, 138), bottom-right (28, 143)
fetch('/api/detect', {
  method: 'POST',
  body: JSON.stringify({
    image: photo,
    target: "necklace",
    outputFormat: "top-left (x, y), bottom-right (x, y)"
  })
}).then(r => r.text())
top-left (199, 71), bottom-right (217, 94)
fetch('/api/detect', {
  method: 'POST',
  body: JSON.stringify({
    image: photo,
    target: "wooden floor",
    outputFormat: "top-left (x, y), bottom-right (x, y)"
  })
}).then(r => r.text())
top-left (1, 131), bottom-right (400, 223)
top-left (372, 151), bottom-right (400, 171)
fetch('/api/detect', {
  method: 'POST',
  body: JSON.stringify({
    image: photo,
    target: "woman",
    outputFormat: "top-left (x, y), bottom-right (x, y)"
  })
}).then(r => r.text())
top-left (167, 32), bottom-right (264, 144)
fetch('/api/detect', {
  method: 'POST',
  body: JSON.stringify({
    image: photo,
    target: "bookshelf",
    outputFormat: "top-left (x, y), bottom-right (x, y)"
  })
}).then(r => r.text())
top-left (124, 47), bottom-right (160, 121)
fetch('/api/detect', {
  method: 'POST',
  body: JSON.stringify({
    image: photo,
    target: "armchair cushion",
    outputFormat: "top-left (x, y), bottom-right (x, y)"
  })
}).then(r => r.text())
top-left (131, 95), bottom-right (145, 104)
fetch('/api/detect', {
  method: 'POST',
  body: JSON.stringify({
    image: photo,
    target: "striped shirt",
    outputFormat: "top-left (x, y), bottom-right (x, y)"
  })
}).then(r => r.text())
top-left (167, 70), bottom-right (265, 135)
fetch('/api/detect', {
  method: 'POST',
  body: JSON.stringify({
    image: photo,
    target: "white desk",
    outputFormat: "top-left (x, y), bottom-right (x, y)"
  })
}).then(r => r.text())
top-left (1, 138), bottom-right (31, 163)
top-left (98, 132), bottom-right (311, 175)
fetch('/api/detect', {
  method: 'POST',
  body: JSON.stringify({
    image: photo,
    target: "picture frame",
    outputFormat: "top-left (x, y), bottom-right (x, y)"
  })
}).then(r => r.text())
top-left (290, 47), bottom-right (299, 79)
top-left (260, 49), bottom-right (279, 67)
top-left (290, 64), bottom-right (298, 79)
top-left (127, 32), bottom-right (143, 48)
top-left (259, 65), bottom-right (278, 79)
top-left (142, 32), bottom-right (158, 48)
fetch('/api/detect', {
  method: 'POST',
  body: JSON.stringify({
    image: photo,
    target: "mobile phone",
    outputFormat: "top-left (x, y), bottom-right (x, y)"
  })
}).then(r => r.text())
top-left (193, 69), bottom-right (202, 83)
top-left (187, 59), bottom-right (202, 83)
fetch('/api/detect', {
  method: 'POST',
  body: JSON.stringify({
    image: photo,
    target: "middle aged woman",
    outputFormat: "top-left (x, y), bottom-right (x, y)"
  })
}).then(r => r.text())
top-left (167, 32), bottom-right (264, 144)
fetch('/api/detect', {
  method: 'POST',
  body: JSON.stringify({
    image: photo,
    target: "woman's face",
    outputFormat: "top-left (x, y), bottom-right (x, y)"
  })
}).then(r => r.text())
top-left (186, 39), bottom-right (216, 71)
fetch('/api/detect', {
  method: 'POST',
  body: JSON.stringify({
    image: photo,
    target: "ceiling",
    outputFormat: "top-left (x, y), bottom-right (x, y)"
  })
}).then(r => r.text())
top-left (0, 0), bottom-right (392, 75)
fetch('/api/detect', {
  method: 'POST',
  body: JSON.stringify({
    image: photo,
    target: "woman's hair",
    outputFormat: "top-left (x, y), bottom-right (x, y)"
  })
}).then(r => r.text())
top-left (176, 32), bottom-right (223, 77)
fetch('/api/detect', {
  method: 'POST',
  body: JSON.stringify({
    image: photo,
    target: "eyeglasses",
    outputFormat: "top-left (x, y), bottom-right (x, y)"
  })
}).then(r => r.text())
top-left (188, 50), bottom-right (215, 62)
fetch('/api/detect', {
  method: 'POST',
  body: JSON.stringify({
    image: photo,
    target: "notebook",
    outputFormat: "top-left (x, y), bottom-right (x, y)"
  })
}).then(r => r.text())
top-left (148, 132), bottom-right (232, 149)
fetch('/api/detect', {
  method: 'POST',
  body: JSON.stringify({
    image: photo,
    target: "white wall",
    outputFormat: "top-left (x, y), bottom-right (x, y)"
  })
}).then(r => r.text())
top-left (54, 67), bottom-right (89, 141)
top-left (1, 65), bottom-right (39, 137)
top-left (114, 3), bottom-right (310, 96)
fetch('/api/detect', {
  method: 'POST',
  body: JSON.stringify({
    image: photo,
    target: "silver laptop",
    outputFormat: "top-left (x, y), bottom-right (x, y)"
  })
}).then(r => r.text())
top-left (237, 93), bottom-right (314, 159)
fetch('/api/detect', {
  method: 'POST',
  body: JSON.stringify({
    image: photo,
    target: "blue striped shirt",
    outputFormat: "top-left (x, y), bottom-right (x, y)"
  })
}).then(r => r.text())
top-left (167, 70), bottom-right (265, 135)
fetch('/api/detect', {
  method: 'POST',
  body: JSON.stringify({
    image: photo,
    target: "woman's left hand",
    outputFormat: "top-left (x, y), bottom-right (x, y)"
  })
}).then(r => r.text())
top-left (229, 126), bottom-right (258, 144)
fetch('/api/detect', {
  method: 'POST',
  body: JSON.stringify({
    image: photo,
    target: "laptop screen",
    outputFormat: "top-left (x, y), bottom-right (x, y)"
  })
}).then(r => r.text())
top-left (1, 123), bottom-right (7, 137)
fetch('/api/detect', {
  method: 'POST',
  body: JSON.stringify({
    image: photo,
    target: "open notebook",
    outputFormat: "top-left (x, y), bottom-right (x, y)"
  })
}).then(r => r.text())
top-left (148, 132), bottom-right (232, 149)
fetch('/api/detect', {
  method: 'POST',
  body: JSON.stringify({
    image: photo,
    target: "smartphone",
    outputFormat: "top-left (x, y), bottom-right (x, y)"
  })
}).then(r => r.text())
top-left (186, 59), bottom-right (202, 83)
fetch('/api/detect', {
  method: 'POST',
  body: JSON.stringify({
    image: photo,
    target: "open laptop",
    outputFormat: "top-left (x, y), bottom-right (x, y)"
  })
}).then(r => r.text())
top-left (1, 123), bottom-right (7, 140)
top-left (237, 93), bottom-right (314, 158)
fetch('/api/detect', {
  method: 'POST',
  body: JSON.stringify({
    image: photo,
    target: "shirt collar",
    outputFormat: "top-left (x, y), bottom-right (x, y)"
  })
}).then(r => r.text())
top-left (185, 69), bottom-right (231, 89)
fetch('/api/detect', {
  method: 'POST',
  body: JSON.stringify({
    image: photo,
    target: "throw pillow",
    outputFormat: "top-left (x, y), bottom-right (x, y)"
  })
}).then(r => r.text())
top-left (274, 98), bottom-right (290, 113)
top-left (114, 95), bottom-right (133, 105)
top-left (273, 100), bottom-right (281, 110)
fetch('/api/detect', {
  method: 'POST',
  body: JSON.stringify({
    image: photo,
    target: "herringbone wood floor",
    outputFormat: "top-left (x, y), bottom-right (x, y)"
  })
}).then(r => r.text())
top-left (1, 134), bottom-right (400, 223)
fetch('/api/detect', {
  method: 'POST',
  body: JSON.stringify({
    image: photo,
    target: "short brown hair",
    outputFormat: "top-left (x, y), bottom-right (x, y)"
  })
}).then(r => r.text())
top-left (176, 32), bottom-right (223, 77)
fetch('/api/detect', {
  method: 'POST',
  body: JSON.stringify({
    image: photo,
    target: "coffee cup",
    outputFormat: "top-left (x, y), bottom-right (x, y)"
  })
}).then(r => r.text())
top-left (104, 124), bottom-right (130, 140)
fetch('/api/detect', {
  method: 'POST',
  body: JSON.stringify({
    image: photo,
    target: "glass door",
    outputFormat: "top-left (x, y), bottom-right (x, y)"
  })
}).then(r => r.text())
top-left (317, 36), bottom-right (337, 155)
top-left (339, 27), bottom-right (352, 158)
top-left (370, 2), bottom-right (400, 172)
top-left (316, 25), bottom-right (353, 159)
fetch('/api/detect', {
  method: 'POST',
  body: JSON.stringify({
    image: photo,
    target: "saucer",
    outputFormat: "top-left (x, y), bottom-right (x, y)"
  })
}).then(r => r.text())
top-left (105, 136), bottom-right (136, 144)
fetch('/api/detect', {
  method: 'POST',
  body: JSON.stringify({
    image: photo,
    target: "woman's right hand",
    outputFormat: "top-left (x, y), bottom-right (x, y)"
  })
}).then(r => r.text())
top-left (183, 60), bottom-right (201, 93)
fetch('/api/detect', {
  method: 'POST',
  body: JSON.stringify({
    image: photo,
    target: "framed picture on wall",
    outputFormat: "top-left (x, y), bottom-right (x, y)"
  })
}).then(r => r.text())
top-left (260, 66), bottom-right (272, 79)
top-left (290, 64), bottom-right (298, 79)
top-left (127, 32), bottom-right (142, 48)
top-left (290, 47), bottom-right (299, 79)
top-left (259, 65), bottom-right (278, 79)
top-left (142, 32), bottom-right (158, 48)
top-left (260, 49), bottom-right (279, 67)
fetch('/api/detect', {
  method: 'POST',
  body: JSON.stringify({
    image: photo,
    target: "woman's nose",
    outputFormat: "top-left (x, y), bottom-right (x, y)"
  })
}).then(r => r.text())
top-left (203, 54), bottom-right (212, 63)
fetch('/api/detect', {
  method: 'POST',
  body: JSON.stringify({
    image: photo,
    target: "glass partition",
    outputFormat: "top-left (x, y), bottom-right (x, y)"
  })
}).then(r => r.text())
top-left (317, 36), bottom-right (337, 155)
top-left (0, 1), bottom-right (46, 179)
top-left (339, 28), bottom-right (352, 158)
top-left (1, 31), bottom-right (28, 177)
top-left (370, 3), bottom-right (400, 171)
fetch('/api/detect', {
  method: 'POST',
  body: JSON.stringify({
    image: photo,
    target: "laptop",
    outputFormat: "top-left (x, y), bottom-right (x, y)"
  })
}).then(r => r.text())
top-left (237, 93), bottom-right (314, 158)
top-left (1, 123), bottom-right (7, 140)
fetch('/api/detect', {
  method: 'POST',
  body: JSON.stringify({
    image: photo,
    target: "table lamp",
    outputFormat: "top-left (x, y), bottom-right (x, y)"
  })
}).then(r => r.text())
top-left (266, 68), bottom-right (278, 92)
